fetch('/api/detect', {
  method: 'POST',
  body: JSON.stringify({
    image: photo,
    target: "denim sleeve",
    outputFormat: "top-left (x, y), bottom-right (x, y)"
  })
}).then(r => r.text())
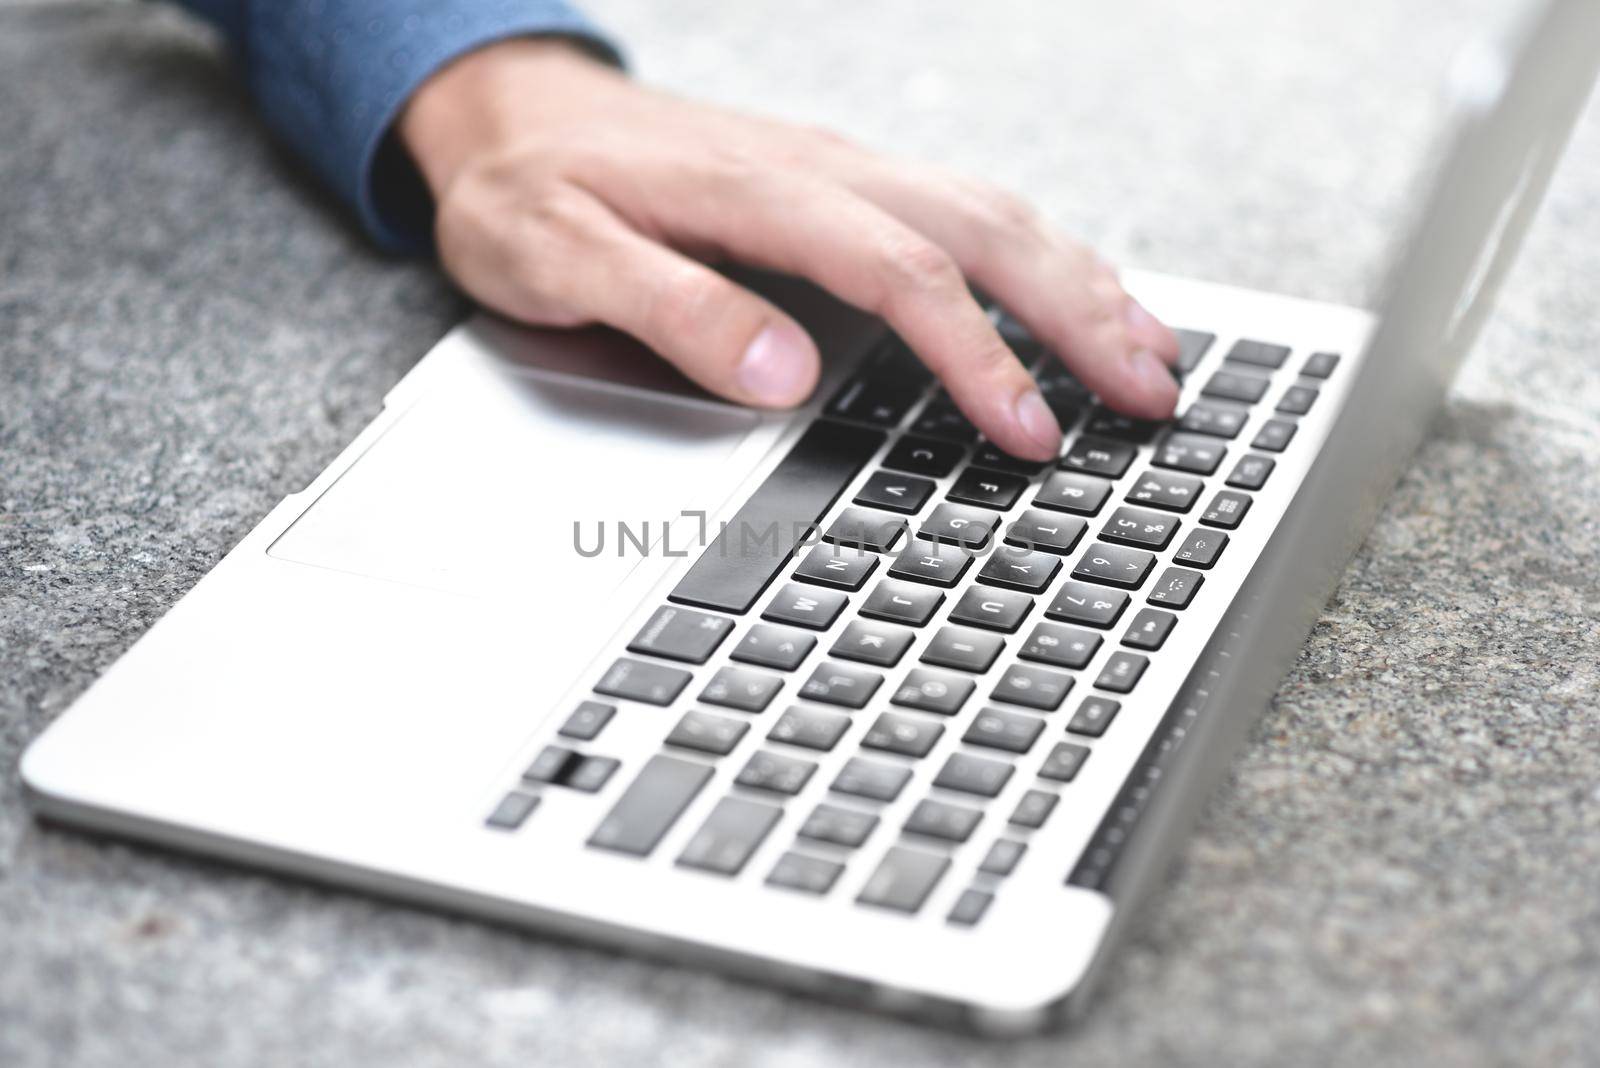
top-left (170, 1), bottom-right (623, 254)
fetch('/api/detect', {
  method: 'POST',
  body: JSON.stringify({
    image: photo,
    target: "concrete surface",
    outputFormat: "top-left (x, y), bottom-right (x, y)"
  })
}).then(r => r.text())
top-left (2, 1), bottom-right (1598, 1065)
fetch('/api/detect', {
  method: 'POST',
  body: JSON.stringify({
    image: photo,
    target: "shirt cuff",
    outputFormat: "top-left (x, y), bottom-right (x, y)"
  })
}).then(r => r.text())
top-left (242, 2), bottom-right (624, 254)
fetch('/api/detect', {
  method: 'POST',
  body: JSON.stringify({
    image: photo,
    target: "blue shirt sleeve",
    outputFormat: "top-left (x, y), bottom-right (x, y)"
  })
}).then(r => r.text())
top-left (171, 1), bottom-right (623, 254)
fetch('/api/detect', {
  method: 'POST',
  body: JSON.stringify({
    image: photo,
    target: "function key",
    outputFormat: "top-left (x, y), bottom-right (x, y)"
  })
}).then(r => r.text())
top-left (798, 802), bottom-right (880, 848)
top-left (1060, 435), bottom-right (1136, 479)
top-left (823, 506), bottom-right (906, 553)
top-left (626, 605), bottom-right (735, 665)
top-left (1067, 696), bottom-right (1122, 737)
top-left (559, 700), bottom-right (617, 741)
top-left (1153, 433), bottom-right (1228, 476)
top-left (964, 706), bottom-right (1046, 754)
top-left (1099, 505), bottom-right (1180, 550)
top-left (1172, 328), bottom-right (1216, 376)
top-left (1070, 542), bottom-right (1157, 589)
top-left (1019, 621), bottom-right (1102, 669)
top-left (859, 578), bottom-right (946, 626)
top-left (734, 750), bottom-right (818, 795)
top-left (907, 397), bottom-right (978, 444)
top-left (594, 657), bottom-right (692, 706)
top-left (853, 470), bottom-right (935, 515)
top-left (1200, 491), bottom-right (1254, 529)
top-left (1224, 338), bottom-right (1291, 369)
top-left (891, 667), bottom-right (976, 716)
top-left (762, 582), bottom-right (849, 630)
top-left (701, 665), bottom-right (785, 713)
top-left (767, 851), bottom-right (846, 894)
top-left (1176, 402), bottom-right (1249, 440)
top-left (768, 705), bottom-right (852, 751)
top-left (904, 798), bottom-right (985, 842)
top-left (933, 752), bottom-right (1016, 799)
top-left (947, 887), bottom-right (994, 927)
top-left (1045, 580), bottom-right (1130, 629)
top-left (1121, 608), bottom-right (1177, 651)
top-left (1225, 453), bottom-right (1275, 491)
top-left (977, 548), bottom-right (1062, 594)
top-left (1147, 567), bottom-right (1204, 610)
top-left (947, 467), bottom-right (1028, 510)
top-left (991, 664), bottom-right (1074, 711)
top-left (1202, 370), bottom-right (1270, 404)
top-left (918, 502), bottom-right (1000, 549)
top-left (677, 796), bottom-right (782, 875)
top-left (948, 585), bottom-right (1035, 632)
top-left (1094, 651), bottom-right (1150, 693)
top-left (920, 626), bottom-right (1005, 673)
top-left (1125, 471), bottom-right (1204, 513)
top-left (1004, 509), bottom-right (1088, 555)
top-left (857, 845), bottom-right (950, 914)
top-left (485, 791), bottom-right (541, 831)
top-left (587, 755), bottom-right (712, 857)
top-left (972, 442), bottom-right (1050, 474)
top-left (887, 540), bottom-right (973, 588)
top-left (1301, 351), bottom-right (1341, 378)
top-left (1038, 742), bottom-right (1090, 782)
top-left (1083, 407), bottom-right (1163, 443)
top-left (1009, 788), bottom-right (1060, 828)
top-left (1034, 471), bottom-right (1112, 516)
top-left (1276, 385), bottom-right (1319, 415)
top-left (731, 623), bottom-right (817, 671)
top-left (832, 756), bottom-right (914, 802)
top-left (830, 619), bottom-right (914, 667)
top-left (978, 837), bottom-right (1028, 876)
top-left (883, 434), bottom-right (966, 477)
top-left (1173, 528), bottom-right (1228, 569)
top-left (861, 710), bottom-right (945, 758)
top-left (798, 661), bottom-right (884, 709)
top-left (1250, 418), bottom-right (1298, 452)
top-left (665, 709), bottom-right (750, 756)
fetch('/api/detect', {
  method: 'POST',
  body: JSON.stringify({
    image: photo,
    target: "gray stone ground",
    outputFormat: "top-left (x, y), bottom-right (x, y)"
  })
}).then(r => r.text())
top-left (2, 1), bottom-right (1598, 1065)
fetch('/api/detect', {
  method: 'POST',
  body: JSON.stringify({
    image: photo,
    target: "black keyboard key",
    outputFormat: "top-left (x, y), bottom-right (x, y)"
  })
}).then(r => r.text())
top-left (1099, 506), bottom-right (1180, 550)
top-left (627, 605), bottom-right (735, 665)
top-left (1125, 471), bottom-right (1204, 513)
top-left (565, 756), bottom-right (620, 792)
top-left (1251, 418), bottom-right (1298, 452)
top-left (1009, 789), bottom-right (1059, 828)
top-left (797, 661), bottom-right (884, 709)
top-left (735, 750), bottom-right (818, 795)
top-left (731, 623), bottom-right (816, 671)
top-left (1094, 651), bottom-right (1149, 693)
top-left (1004, 510), bottom-right (1088, 554)
top-left (1019, 621), bottom-right (1102, 668)
top-left (1225, 338), bottom-right (1291, 369)
top-left (670, 420), bottom-right (884, 613)
top-left (1071, 542), bottom-right (1156, 589)
top-left (677, 796), bottom-right (782, 875)
top-left (920, 626), bottom-right (1005, 672)
top-left (1202, 370), bottom-right (1270, 404)
top-left (964, 706), bottom-right (1046, 754)
top-left (830, 619), bottom-right (914, 667)
top-left (934, 751), bottom-right (1017, 799)
top-left (1067, 696), bottom-right (1121, 737)
top-left (1083, 407), bottom-right (1163, 443)
top-left (1200, 490), bottom-right (1253, 529)
top-left (947, 467), bottom-right (1028, 510)
top-left (977, 548), bottom-right (1061, 593)
top-left (1148, 567), bottom-right (1204, 609)
top-left (860, 579), bottom-right (945, 626)
top-left (1225, 453), bottom-right (1276, 490)
top-left (559, 700), bottom-right (616, 741)
top-left (1172, 328), bottom-right (1215, 375)
top-left (1276, 385), bottom-right (1318, 415)
top-left (792, 544), bottom-right (879, 592)
top-left (762, 582), bottom-right (849, 630)
top-left (891, 667), bottom-right (975, 716)
top-left (1177, 402), bottom-right (1249, 439)
top-left (826, 373), bottom-right (922, 427)
top-left (904, 798), bottom-right (984, 842)
top-left (1045, 580), bottom-right (1130, 628)
top-left (1301, 351), bottom-right (1341, 378)
top-left (857, 846), bottom-right (950, 913)
top-left (1173, 528), bottom-right (1228, 569)
top-left (768, 705), bottom-right (852, 751)
top-left (798, 803), bottom-right (880, 848)
top-left (832, 757), bottom-right (913, 801)
top-left (1038, 742), bottom-right (1090, 782)
top-left (992, 664), bottom-right (1074, 711)
top-left (972, 442), bottom-right (1049, 474)
top-left (588, 755), bottom-right (713, 856)
top-left (979, 837), bottom-right (1027, 876)
top-left (1034, 471), bottom-right (1112, 516)
top-left (947, 887), bottom-right (994, 926)
top-left (1153, 432), bottom-right (1228, 475)
top-left (767, 851), bottom-right (845, 894)
top-left (861, 711), bottom-right (945, 758)
top-left (1122, 607), bottom-right (1177, 650)
top-left (887, 540), bottom-right (973, 588)
top-left (700, 665), bottom-right (784, 712)
top-left (665, 709), bottom-right (750, 756)
top-left (1060, 435), bottom-right (1136, 478)
top-left (853, 470), bottom-right (935, 514)
top-left (906, 399), bottom-right (978, 444)
top-left (823, 506), bottom-right (906, 553)
top-left (594, 657), bottom-right (693, 706)
top-left (917, 502), bottom-right (999, 549)
top-left (883, 435), bottom-right (966, 477)
top-left (485, 791), bottom-right (540, 830)
top-left (948, 586), bottom-right (1034, 632)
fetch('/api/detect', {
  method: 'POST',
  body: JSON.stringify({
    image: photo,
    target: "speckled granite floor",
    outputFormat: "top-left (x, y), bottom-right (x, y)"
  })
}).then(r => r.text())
top-left (2, 2), bottom-right (1598, 1066)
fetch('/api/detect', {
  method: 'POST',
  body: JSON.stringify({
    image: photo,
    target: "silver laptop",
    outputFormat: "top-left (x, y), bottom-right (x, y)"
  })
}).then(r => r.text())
top-left (21, 0), bottom-right (1598, 1034)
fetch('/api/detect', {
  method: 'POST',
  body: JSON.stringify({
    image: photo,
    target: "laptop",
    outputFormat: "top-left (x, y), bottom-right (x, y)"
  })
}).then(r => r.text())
top-left (20, 0), bottom-right (1598, 1034)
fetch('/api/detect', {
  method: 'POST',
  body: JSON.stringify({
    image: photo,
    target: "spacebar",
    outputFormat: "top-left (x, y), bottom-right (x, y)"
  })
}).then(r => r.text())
top-left (669, 419), bottom-right (886, 613)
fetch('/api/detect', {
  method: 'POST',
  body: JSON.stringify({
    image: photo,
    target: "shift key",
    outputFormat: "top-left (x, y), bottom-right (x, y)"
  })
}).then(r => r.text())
top-left (588, 755), bottom-right (712, 857)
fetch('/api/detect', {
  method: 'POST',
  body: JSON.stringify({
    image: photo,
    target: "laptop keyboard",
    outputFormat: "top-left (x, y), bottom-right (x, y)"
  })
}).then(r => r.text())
top-left (486, 313), bottom-right (1345, 926)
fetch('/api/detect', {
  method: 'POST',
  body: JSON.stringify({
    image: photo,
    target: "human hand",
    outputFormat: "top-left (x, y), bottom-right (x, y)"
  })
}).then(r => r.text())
top-left (399, 39), bottom-right (1180, 461)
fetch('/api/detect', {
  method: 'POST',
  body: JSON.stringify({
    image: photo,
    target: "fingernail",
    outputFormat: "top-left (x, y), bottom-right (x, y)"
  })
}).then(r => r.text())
top-left (1130, 349), bottom-right (1180, 406)
top-left (738, 323), bottom-right (816, 406)
top-left (1013, 388), bottom-right (1061, 458)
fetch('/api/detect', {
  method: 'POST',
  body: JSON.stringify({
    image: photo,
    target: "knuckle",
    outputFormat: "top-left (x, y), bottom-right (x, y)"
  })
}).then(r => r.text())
top-left (649, 271), bottom-right (727, 342)
top-left (978, 183), bottom-right (1041, 235)
top-left (873, 235), bottom-right (962, 311)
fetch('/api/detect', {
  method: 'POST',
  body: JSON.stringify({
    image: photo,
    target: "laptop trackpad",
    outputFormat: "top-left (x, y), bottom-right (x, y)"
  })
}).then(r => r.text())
top-left (269, 363), bottom-right (766, 601)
